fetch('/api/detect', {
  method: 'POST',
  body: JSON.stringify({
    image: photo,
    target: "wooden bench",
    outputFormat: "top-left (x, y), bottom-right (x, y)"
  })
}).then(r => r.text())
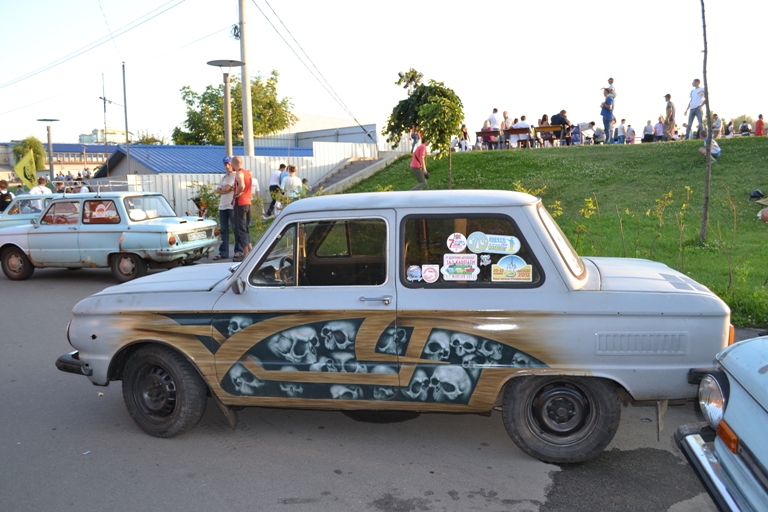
top-left (475, 130), bottom-right (501, 150)
top-left (534, 125), bottom-right (567, 146)
top-left (502, 127), bottom-right (533, 148)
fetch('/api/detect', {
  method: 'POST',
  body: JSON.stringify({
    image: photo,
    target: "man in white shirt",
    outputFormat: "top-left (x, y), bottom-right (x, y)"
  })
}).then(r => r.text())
top-left (29, 177), bottom-right (52, 211)
top-left (280, 165), bottom-right (302, 199)
top-left (502, 111), bottom-right (514, 149)
top-left (684, 78), bottom-right (706, 140)
top-left (512, 116), bottom-right (532, 148)
top-left (79, 182), bottom-right (90, 193)
top-left (266, 164), bottom-right (284, 217)
top-left (212, 156), bottom-right (241, 260)
top-left (617, 119), bottom-right (627, 144)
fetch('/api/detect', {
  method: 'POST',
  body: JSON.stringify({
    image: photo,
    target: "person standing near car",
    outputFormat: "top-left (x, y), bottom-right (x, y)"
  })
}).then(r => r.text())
top-left (0, 180), bottom-right (14, 212)
top-left (29, 176), bottom-right (51, 211)
top-left (231, 156), bottom-right (253, 261)
top-left (213, 156), bottom-right (241, 261)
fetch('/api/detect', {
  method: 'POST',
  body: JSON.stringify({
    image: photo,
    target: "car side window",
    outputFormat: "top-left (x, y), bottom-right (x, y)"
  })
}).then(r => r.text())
top-left (83, 200), bottom-right (120, 224)
top-left (401, 215), bottom-right (542, 287)
top-left (41, 201), bottom-right (81, 225)
top-left (249, 218), bottom-right (387, 287)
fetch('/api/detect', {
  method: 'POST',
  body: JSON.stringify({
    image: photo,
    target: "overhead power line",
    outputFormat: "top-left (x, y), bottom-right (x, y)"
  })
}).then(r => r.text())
top-left (0, 0), bottom-right (186, 90)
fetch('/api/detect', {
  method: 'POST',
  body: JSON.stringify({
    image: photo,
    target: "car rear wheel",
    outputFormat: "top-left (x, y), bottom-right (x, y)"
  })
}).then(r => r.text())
top-left (111, 253), bottom-right (147, 282)
top-left (502, 376), bottom-right (620, 464)
top-left (1, 246), bottom-right (35, 280)
top-left (122, 346), bottom-right (207, 438)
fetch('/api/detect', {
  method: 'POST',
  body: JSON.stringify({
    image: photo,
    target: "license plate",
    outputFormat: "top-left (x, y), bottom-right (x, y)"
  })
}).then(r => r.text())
top-left (187, 231), bottom-right (207, 241)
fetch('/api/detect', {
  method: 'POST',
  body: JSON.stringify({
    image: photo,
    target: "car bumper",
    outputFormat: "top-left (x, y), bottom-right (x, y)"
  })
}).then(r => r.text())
top-left (55, 350), bottom-right (92, 377)
top-left (675, 423), bottom-right (740, 512)
top-left (152, 241), bottom-right (218, 261)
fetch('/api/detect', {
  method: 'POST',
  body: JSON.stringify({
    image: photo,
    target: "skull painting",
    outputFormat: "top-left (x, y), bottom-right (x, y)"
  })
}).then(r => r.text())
top-left (376, 327), bottom-right (407, 356)
top-left (228, 315), bottom-right (254, 337)
top-left (278, 366), bottom-right (304, 397)
top-left (226, 362), bottom-right (265, 396)
top-left (422, 330), bottom-right (451, 361)
top-left (332, 351), bottom-right (367, 373)
top-left (461, 353), bottom-right (489, 380)
top-left (320, 321), bottom-right (357, 351)
top-left (403, 369), bottom-right (430, 401)
top-left (330, 385), bottom-right (363, 400)
top-left (267, 326), bottom-right (319, 365)
top-left (478, 339), bottom-right (504, 361)
top-left (511, 351), bottom-right (537, 367)
top-left (370, 365), bottom-right (397, 401)
top-left (309, 356), bottom-right (338, 372)
top-left (430, 366), bottom-right (472, 403)
top-left (450, 332), bottom-right (479, 357)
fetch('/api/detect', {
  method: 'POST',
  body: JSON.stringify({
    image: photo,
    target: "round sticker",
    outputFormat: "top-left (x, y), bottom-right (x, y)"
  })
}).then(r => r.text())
top-left (422, 265), bottom-right (439, 283)
top-left (446, 233), bottom-right (467, 253)
top-left (467, 231), bottom-right (489, 253)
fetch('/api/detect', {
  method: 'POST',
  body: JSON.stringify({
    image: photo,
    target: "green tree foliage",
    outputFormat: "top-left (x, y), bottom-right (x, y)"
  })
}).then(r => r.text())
top-left (383, 78), bottom-right (464, 188)
top-left (730, 114), bottom-right (755, 129)
top-left (135, 130), bottom-right (168, 145)
top-left (12, 136), bottom-right (47, 170)
top-left (172, 70), bottom-right (298, 146)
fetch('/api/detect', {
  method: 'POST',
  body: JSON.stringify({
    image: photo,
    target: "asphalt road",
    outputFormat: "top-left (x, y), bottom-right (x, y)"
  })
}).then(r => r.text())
top-left (2, 266), bottom-right (758, 512)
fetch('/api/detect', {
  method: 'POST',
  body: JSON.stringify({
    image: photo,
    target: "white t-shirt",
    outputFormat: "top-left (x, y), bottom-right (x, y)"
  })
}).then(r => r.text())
top-left (217, 171), bottom-right (236, 210)
top-left (503, 117), bottom-right (514, 129)
top-left (251, 178), bottom-right (260, 197)
top-left (79, 185), bottom-right (90, 193)
top-left (689, 87), bottom-right (705, 109)
top-left (643, 124), bottom-right (654, 135)
top-left (269, 169), bottom-right (282, 187)
top-left (488, 112), bottom-right (500, 130)
top-left (617, 124), bottom-right (626, 136)
top-left (281, 175), bottom-right (302, 198)
top-left (512, 121), bottom-right (531, 140)
top-left (29, 184), bottom-right (51, 210)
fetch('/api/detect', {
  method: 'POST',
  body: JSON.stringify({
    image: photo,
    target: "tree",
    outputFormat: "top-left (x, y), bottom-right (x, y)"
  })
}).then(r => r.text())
top-left (135, 130), bottom-right (168, 145)
top-left (12, 136), bottom-right (46, 170)
top-left (383, 77), bottom-right (464, 188)
top-left (731, 114), bottom-right (755, 129)
top-left (699, 0), bottom-right (712, 242)
top-left (172, 70), bottom-right (298, 146)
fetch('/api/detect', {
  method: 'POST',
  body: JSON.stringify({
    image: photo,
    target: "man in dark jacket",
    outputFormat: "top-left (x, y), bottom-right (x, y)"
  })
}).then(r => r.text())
top-left (550, 110), bottom-right (572, 145)
top-left (0, 180), bottom-right (14, 212)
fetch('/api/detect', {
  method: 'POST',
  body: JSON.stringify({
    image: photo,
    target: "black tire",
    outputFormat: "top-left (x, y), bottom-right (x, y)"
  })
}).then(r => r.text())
top-left (122, 346), bottom-right (207, 438)
top-left (502, 376), bottom-right (620, 464)
top-left (111, 253), bottom-right (147, 282)
top-left (1, 246), bottom-right (35, 281)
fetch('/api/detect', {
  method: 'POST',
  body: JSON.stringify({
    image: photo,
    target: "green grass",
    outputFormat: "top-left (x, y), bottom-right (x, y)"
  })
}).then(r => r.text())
top-left (346, 138), bottom-right (768, 327)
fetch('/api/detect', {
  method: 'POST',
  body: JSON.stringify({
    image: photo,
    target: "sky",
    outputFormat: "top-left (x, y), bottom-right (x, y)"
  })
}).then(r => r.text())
top-left (0, 0), bottom-right (765, 145)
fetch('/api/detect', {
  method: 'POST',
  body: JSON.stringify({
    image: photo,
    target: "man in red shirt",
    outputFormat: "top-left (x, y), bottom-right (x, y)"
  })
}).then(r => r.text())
top-left (756, 114), bottom-right (765, 136)
top-left (409, 138), bottom-right (429, 190)
top-left (231, 156), bottom-right (253, 261)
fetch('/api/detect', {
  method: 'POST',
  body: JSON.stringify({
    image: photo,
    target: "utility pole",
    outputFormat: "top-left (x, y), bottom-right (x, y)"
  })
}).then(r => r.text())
top-left (238, 0), bottom-right (254, 157)
top-left (122, 62), bottom-right (131, 174)
top-left (36, 119), bottom-right (59, 181)
top-left (102, 74), bottom-right (109, 176)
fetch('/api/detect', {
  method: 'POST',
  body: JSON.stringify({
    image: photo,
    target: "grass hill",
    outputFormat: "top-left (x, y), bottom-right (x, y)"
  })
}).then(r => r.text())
top-left (346, 137), bottom-right (768, 327)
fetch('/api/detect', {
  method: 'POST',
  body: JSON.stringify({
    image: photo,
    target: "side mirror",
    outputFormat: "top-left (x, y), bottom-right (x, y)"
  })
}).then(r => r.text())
top-left (30, 218), bottom-right (39, 228)
top-left (231, 277), bottom-right (246, 295)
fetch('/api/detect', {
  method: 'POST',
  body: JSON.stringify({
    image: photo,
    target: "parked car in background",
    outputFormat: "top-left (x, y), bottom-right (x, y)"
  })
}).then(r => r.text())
top-left (0, 194), bottom-right (59, 229)
top-left (0, 191), bottom-right (218, 282)
top-left (675, 335), bottom-right (768, 511)
top-left (56, 190), bottom-right (732, 463)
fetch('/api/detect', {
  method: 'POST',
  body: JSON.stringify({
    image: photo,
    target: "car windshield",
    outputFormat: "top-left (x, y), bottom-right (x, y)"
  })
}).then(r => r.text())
top-left (123, 195), bottom-right (176, 221)
top-left (537, 204), bottom-right (585, 278)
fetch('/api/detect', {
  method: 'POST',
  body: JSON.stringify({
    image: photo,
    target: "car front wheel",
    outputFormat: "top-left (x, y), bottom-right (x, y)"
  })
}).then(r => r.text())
top-left (502, 376), bottom-right (620, 464)
top-left (1, 246), bottom-right (35, 280)
top-left (122, 346), bottom-right (208, 438)
top-left (111, 253), bottom-right (148, 282)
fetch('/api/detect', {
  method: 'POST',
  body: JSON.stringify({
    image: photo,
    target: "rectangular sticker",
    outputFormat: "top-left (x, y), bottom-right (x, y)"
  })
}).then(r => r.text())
top-left (491, 255), bottom-right (532, 282)
top-left (441, 254), bottom-right (479, 281)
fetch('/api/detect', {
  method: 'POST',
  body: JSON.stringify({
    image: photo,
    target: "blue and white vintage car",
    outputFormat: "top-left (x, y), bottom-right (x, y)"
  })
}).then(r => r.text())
top-left (0, 191), bottom-right (218, 282)
top-left (56, 190), bottom-right (732, 463)
top-left (0, 194), bottom-right (59, 229)
top-left (676, 336), bottom-right (768, 511)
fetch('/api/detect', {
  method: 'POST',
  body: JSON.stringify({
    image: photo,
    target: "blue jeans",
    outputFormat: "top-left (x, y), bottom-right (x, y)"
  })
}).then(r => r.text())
top-left (233, 203), bottom-right (251, 252)
top-left (603, 117), bottom-right (613, 144)
top-left (686, 107), bottom-right (703, 139)
top-left (618, 135), bottom-right (626, 144)
top-left (411, 133), bottom-right (419, 152)
top-left (218, 208), bottom-right (242, 258)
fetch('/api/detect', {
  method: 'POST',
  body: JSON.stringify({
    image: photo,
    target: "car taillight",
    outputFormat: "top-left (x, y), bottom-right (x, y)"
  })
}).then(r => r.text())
top-left (168, 234), bottom-right (177, 246)
top-left (717, 420), bottom-right (738, 454)
top-left (728, 324), bottom-right (735, 346)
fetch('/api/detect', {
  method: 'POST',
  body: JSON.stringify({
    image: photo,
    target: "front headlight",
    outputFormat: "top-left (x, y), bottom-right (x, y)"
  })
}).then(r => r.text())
top-left (698, 373), bottom-right (728, 430)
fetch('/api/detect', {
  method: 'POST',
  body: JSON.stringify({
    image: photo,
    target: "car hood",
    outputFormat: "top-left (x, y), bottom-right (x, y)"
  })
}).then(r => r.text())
top-left (584, 257), bottom-right (715, 294)
top-left (718, 336), bottom-right (768, 412)
top-left (95, 262), bottom-right (234, 295)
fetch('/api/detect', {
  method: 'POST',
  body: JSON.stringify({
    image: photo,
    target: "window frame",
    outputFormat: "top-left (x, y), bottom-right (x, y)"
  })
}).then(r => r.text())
top-left (536, 203), bottom-right (586, 280)
top-left (399, 212), bottom-right (545, 289)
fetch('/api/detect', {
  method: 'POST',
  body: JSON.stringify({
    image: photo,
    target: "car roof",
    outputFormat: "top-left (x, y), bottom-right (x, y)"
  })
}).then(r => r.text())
top-left (284, 190), bottom-right (539, 214)
top-left (46, 191), bottom-right (162, 200)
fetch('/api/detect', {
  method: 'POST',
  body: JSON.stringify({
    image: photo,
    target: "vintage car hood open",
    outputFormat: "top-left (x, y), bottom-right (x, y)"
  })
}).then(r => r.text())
top-left (94, 262), bottom-right (233, 295)
top-left (718, 336), bottom-right (768, 413)
top-left (584, 257), bottom-right (715, 294)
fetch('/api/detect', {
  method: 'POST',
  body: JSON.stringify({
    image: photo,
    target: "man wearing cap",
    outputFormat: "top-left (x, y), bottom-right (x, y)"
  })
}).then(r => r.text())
top-left (231, 156), bottom-right (253, 261)
top-left (29, 176), bottom-right (52, 211)
top-left (213, 156), bottom-right (241, 261)
top-left (684, 79), bottom-right (706, 140)
top-left (663, 94), bottom-right (675, 141)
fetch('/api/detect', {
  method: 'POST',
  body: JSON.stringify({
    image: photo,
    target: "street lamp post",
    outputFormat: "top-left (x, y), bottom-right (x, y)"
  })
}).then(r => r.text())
top-left (207, 60), bottom-right (245, 157)
top-left (37, 118), bottom-right (59, 181)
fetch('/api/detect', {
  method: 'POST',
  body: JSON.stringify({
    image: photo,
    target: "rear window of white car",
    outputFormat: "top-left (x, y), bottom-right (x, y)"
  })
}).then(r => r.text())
top-left (400, 215), bottom-right (543, 288)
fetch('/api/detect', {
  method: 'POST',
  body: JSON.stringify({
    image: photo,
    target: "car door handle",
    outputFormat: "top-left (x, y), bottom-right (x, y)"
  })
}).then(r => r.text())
top-left (68, 227), bottom-right (77, 230)
top-left (360, 295), bottom-right (392, 306)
